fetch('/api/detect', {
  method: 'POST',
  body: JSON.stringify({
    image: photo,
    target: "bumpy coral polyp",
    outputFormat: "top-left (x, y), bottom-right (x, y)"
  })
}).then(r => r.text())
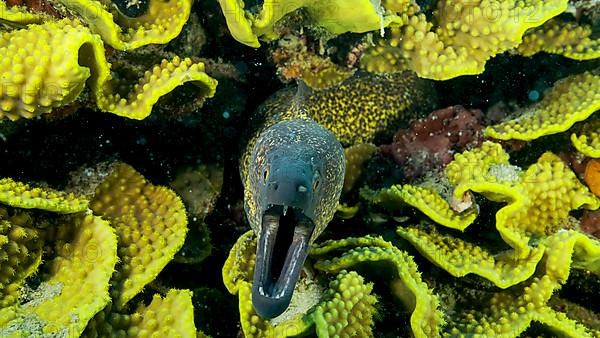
top-left (585, 159), bottom-right (600, 197)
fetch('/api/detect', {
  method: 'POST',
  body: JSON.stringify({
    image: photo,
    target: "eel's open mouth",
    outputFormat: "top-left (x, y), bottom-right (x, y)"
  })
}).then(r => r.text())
top-left (252, 204), bottom-right (315, 319)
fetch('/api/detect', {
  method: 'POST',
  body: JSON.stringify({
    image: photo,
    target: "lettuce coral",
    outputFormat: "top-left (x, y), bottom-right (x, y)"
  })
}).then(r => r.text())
top-left (90, 163), bottom-right (188, 309)
top-left (0, 177), bottom-right (88, 213)
top-left (517, 18), bottom-right (600, 60)
top-left (446, 142), bottom-right (599, 257)
top-left (0, 214), bottom-right (118, 337)
top-left (0, 2), bottom-right (217, 120)
top-left (56, 0), bottom-right (192, 50)
top-left (217, 0), bottom-right (399, 47)
top-left (444, 230), bottom-right (600, 337)
top-left (485, 71), bottom-right (600, 141)
top-left (361, 0), bottom-right (568, 80)
top-left (572, 120), bottom-right (600, 158)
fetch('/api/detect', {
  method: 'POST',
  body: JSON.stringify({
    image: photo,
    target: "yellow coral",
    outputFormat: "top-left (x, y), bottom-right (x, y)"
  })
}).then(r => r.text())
top-left (0, 177), bottom-right (88, 213)
top-left (517, 19), bottom-right (600, 60)
top-left (84, 289), bottom-right (197, 338)
top-left (90, 163), bottom-right (188, 309)
top-left (0, 215), bottom-right (42, 309)
top-left (0, 1), bottom-right (45, 24)
top-left (445, 230), bottom-right (600, 337)
top-left (445, 142), bottom-right (600, 257)
top-left (485, 71), bottom-right (600, 141)
top-left (397, 226), bottom-right (544, 288)
top-left (0, 18), bottom-right (217, 120)
top-left (0, 19), bottom-right (108, 120)
top-left (362, 0), bottom-right (568, 80)
top-left (311, 236), bottom-right (444, 338)
top-left (0, 214), bottom-right (118, 337)
top-left (305, 270), bottom-right (377, 338)
top-left (572, 120), bottom-right (600, 158)
top-left (95, 57), bottom-right (217, 120)
top-left (370, 184), bottom-right (478, 231)
top-left (218, 0), bottom-right (401, 47)
top-left (55, 0), bottom-right (192, 50)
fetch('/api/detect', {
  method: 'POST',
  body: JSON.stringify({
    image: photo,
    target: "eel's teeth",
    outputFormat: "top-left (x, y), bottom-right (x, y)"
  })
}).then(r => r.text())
top-left (283, 205), bottom-right (289, 216)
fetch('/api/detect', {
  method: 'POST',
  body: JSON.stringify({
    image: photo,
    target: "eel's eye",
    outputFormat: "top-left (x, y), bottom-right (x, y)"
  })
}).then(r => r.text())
top-left (263, 167), bottom-right (269, 182)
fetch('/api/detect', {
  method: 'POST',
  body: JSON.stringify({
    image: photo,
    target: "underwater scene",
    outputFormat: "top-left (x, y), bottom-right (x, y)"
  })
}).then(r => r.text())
top-left (0, 0), bottom-right (599, 337)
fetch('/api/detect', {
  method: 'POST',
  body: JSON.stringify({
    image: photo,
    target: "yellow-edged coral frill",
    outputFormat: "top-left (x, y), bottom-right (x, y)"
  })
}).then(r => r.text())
top-left (445, 142), bottom-right (600, 257)
top-left (361, 0), bottom-right (568, 80)
top-left (572, 120), bottom-right (600, 158)
top-left (0, 214), bottom-right (118, 337)
top-left (0, 1), bottom-right (46, 25)
top-left (218, 0), bottom-right (401, 48)
top-left (90, 163), bottom-right (188, 309)
top-left (0, 213), bottom-right (42, 309)
top-left (517, 19), bottom-right (600, 60)
top-left (397, 226), bottom-right (544, 288)
top-left (95, 57), bottom-right (217, 120)
top-left (0, 177), bottom-right (88, 213)
top-left (485, 71), bottom-right (600, 141)
top-left (368, 184), bottom-right (478, 231)
top-left (445, 230), bottom-right (600, 337)
top-left (0, 18), bottom-right (217, 120)
top-left (83, 289), bottom-right (197, 338)
top-left (55, 0), bottom-right (192, 50)
top-left (311, 235), bottom-right (444, 338)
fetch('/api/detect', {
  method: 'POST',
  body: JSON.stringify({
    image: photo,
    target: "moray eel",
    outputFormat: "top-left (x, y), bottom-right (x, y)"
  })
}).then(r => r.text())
top-left (241, 72), bottom-right (436, 318)
top-left (241, 87), bottom-right (345, 319)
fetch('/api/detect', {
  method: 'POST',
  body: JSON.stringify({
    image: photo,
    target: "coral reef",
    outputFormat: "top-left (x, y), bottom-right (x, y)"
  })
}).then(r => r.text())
top-left (360, 0), bottom-right (569, 80)
top-left (90, 163), bottom-right (188, 309)
top-left (485, 71), bottom-right (600, 142)
top-left (0, 164), bottom-right (200, 337)
top-left (517, 19), bottom-right (600, 60)
top-left (0, 0), bottom-right (599, 336)
top-left (381, 105), bottom-right (484, 179)
top-left (0, 0), bottom-right (217, 120)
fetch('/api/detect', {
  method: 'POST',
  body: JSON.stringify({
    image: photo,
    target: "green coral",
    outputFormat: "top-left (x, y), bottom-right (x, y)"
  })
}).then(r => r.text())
top-left (55, 0), bottom-right (192, 50)
top-left (0, 163), bottom-right (200, 337)
top-left (0, 214), bottom-right (118, 337)
top-left (0, 212), bottom-right (42, 309)
top-left (311, 236), bottom-right (445, 338)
